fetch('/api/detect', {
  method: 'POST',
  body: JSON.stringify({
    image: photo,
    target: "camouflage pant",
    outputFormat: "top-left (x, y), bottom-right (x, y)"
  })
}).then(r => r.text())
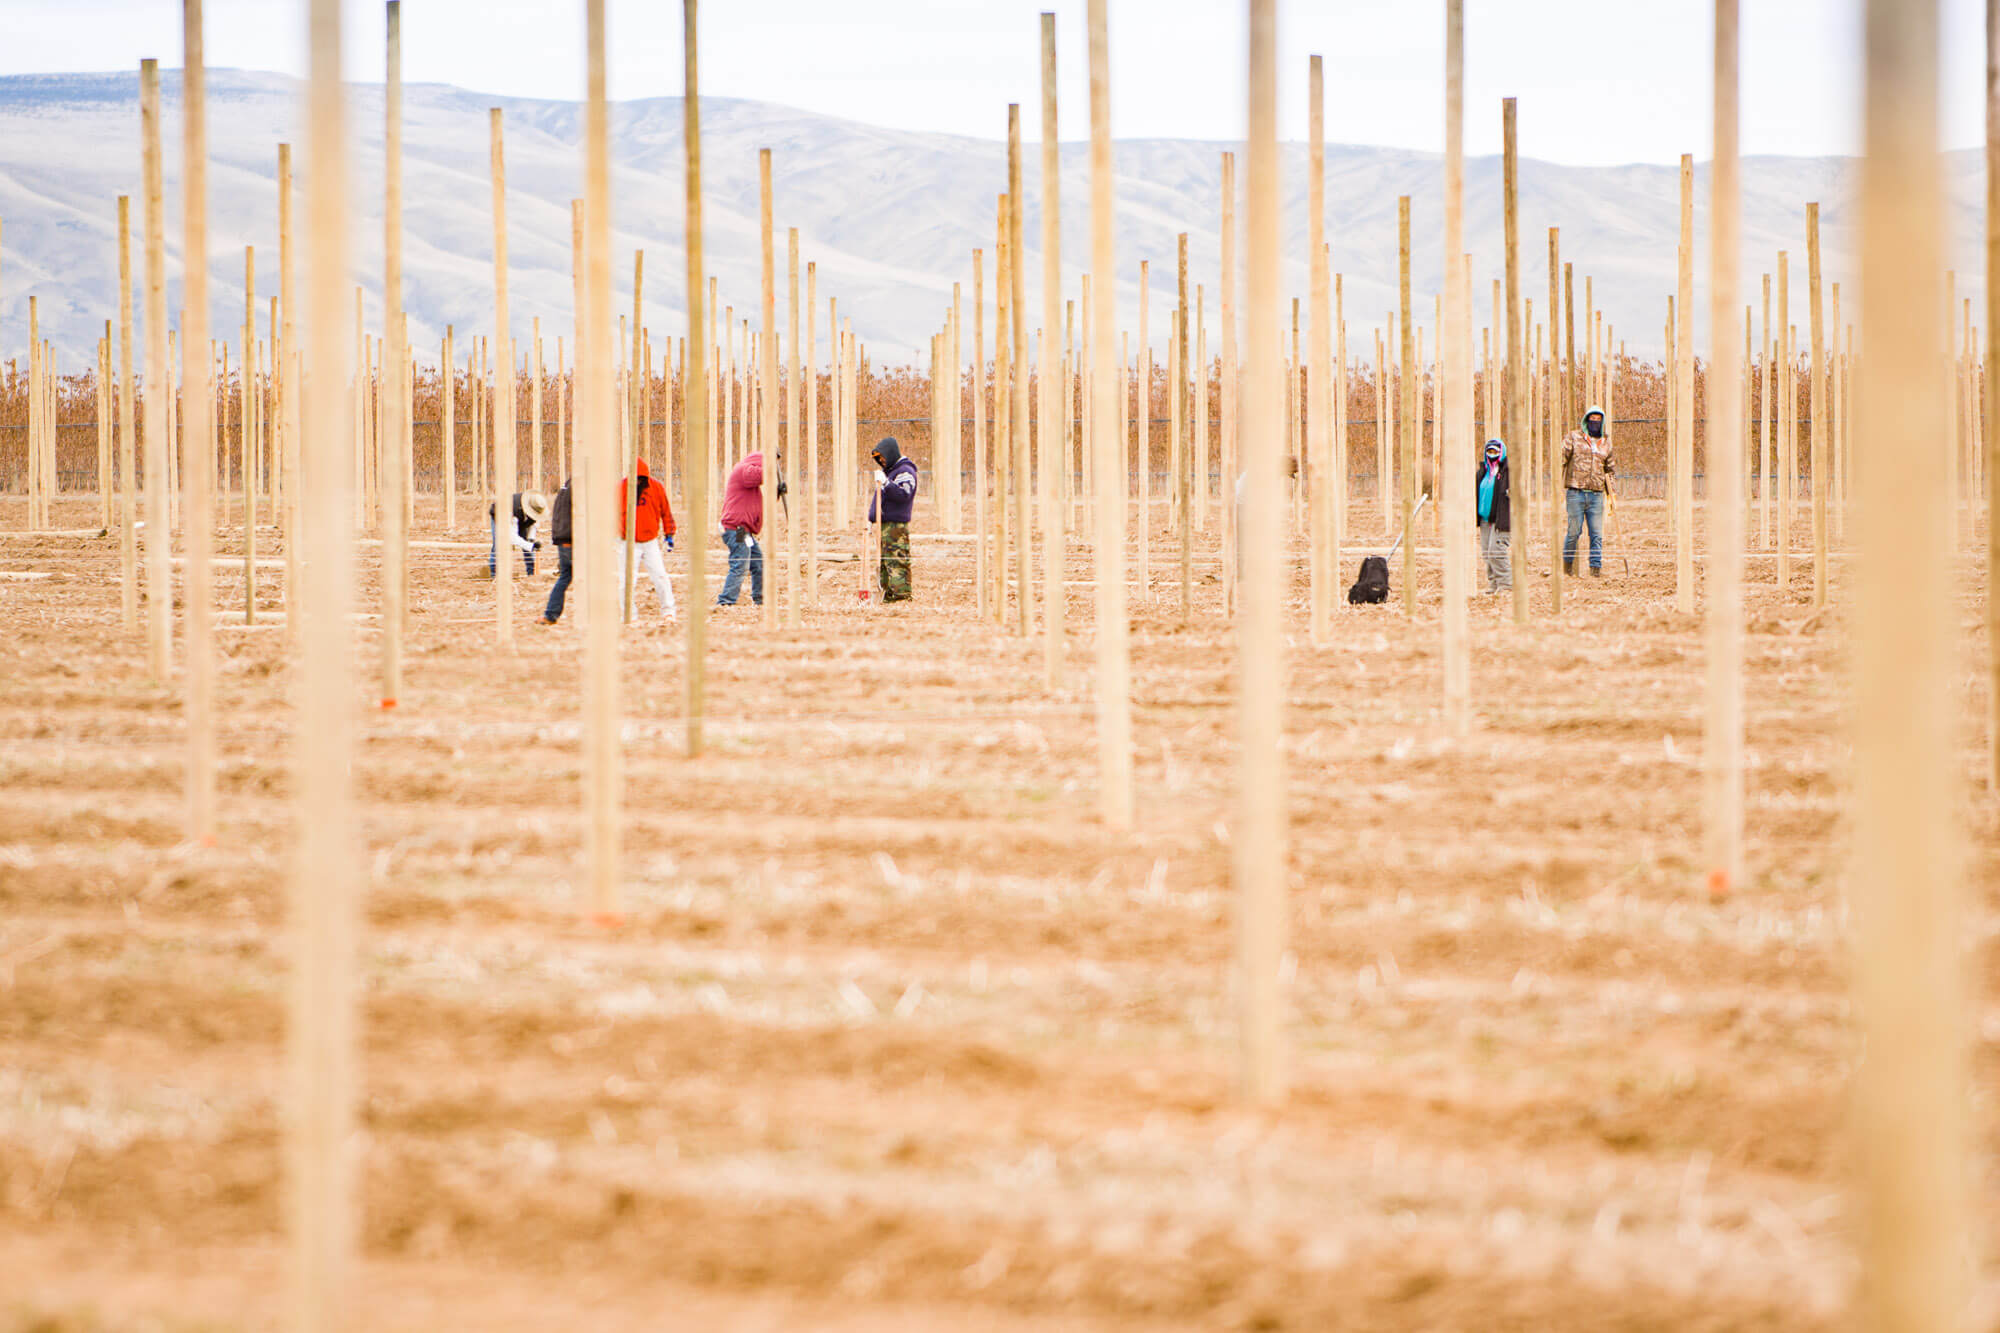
top-left (878, 522), bottom-right (912, 602)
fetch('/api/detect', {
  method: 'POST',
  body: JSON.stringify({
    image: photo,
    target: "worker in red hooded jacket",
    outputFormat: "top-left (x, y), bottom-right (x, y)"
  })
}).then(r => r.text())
top-left (615, 457), bottom-right (677, 620)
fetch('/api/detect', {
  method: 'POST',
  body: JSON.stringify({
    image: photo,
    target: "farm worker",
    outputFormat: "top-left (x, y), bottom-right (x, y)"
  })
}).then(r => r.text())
top-left (1476, 438), bottom-right (1513, 593)
top-left (487, 489), bottom-right (547, 577)
top-left (717, 450), bottom-right (785, 607)
top-left (1560, 405), bottom-right (1614, 577)
top-left (867, 436), bottom-right (918, 602)
top-left (616, 457), bottom-right (677, 621)
top-left (539, 478), bottom-right (574, 624)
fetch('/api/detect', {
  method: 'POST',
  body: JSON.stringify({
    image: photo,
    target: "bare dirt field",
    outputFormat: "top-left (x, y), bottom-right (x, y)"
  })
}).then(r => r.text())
top-left (2, 491), bottom-right (1995, 1331)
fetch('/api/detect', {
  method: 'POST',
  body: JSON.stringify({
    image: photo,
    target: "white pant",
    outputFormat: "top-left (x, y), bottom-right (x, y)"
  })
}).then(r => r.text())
top-left (614, 536), bottom-right (677, 618)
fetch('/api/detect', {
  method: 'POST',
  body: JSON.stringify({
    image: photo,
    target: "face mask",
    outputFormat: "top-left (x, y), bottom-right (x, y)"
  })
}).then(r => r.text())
top-left (1585, 418), bottom-right (1604, 439)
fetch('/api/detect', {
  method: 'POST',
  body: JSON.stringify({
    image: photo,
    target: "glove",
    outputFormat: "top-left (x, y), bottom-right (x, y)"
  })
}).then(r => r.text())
top-left (776, 480), bottom-right (789, 499)
top-left (873, 469), bottom-right (887, 486)
top-left (664, 535), bottom-right (675, 551)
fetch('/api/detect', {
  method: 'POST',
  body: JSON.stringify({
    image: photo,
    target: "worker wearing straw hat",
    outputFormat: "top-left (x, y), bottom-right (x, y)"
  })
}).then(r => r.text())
top-left (486, 489), bottom-right (548, 577)
top-left (1560, 406), bottom-right (1614, 577)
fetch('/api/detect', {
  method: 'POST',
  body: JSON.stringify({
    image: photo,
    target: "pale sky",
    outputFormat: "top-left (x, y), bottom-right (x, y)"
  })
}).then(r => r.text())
top-left (1, 0), bottom-right (1989, 165)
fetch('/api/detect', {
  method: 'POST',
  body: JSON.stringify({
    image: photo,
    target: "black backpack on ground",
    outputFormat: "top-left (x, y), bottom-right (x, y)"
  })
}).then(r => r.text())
top-left (1348, 555), bottom-right (1390, 604)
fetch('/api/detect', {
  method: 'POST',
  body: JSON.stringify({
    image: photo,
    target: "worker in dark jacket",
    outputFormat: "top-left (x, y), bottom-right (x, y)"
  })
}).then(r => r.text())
top-left (866, 437), bottom-right (918, 602)
top-left (540, 479), bottom-right (574, 624)
top-left (1475, 438), bottom-right (1512, 593)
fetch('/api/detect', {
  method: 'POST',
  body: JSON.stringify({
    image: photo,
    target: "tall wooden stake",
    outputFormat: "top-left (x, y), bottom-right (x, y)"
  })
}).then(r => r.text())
top-left (489, 108), bottom-right (515, 646)
top-left (1008, 108), bottom-right (1033, 637)
top-left (1504, 99), bottom-right (1528, 622)
top-left (787, 227), bottom-right (801, 627)
top-left (759, 151), bottom-right (778, 630)
top-left (683, 0), bottom-right (709, 758)
top-left (1675, 155), bottom-right (1695, 612)
top-left (1854, 0), bottom-right (1964, 1326)
top-left (1238, 0), bottom-right (1286, 1107)
top-left (1087, 0), bottom-right (1130, 829)
top-left (1707, 0), bottom-right (1745, 896)
top-left (585, 0), bottom-right (620, 918)
top-left (1989, 0), bottom-right (2000, 787)
top-left (1548, 228), bottom-right (1563, 611)
top-left (381, 0), bottom-right (406, 703)
top-left (1441, 0), bottom-right (1470, 735)
top-left (1307, 54), bottom-right (1330, 644)
top-left (973, 250), bottom-right (987, 619)
top-left (119, 195), bottom-right (138, 631)
top-left (183, 0), bottom-right (216, 845)
top-left (289, 0), bottom-right (359, 1324)
top-left (1040, 12), bottom-right (1064, 679)
top-left (1399, 196), bottom-right (1415, 615)
top-left (1808, 201), bottom-right (1828, 608)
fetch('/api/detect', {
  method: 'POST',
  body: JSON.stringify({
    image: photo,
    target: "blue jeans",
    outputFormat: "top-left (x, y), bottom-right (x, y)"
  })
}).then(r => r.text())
top-left (490, 516), bottom-right (536, 575)
top-left (543, 543), bottom-right (573, 621)
top-left (1563, 488), bottom-right (1604, 571)
top-left (717, 527), bottom-right (763, 605)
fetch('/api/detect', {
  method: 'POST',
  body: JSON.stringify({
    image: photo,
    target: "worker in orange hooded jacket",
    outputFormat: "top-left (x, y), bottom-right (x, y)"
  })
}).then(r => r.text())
top-left (615, 457), bottom-right (677, 620)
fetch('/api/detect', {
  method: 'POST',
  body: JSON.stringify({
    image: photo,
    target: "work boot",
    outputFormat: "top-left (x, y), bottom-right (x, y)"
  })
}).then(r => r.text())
top-left (1590, 566), bottom-right (1604, 578)
top-left (1563, 560), bottom-right (1575, 576)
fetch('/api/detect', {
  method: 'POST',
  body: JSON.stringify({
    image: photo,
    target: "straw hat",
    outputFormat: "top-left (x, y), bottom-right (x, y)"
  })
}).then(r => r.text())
top-left (521, 491), bottom-right (550, 524)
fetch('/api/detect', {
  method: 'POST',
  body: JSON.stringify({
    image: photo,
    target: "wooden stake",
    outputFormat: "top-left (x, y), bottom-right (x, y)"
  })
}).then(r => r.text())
top-left (626, 251), bottom-right (643, 622)
top-left (1008, 109), bottom-right (1033, 637)
top-left (245, 247), bottom-right (259, 623)
top-left (1548, 229), bottom-right (1563, 611)
top-left (489, 108), bottom-right (515, 646)
top-left (1441, 0), bottom-right (1470, 736)
top-left (1503, 99), bottom-right (1528, 623)
top-left (1138, 263), bottom-right (1152, 603)
top-left (1706, 0), bottom-right (1746, 896)
top-left (381, 0), bottom-right (406, 702)
top-left (1040, 13), bottom-right (1064, 679)
top-left (1853, 0), bottom-right (1965, 1324)
top-left (584, 0), bottom-right (620, 919)
top-left (119, 195), bottom-right (138, 631)
top-left (787, 227), bottom-right (801, 627)
top-left (1237, 0), bottom-right (1286, 1108)
top-left (973, 250), bottom-right (987, 618)
top-left (1086, 0), bottom-right (1131, 826)
top-left (1674, 155), bottom-right (1694, 611)
top-left (1778, 249), bottom-right (1792, 589)
top-left (1177, 233), bottom-right (1192, 618)
top-left (683, 0), bottom-right (709, 757)
top-left (1989, 0), bottom-right (2000, 788)
top-left (1399, 197), bottom-right (1415, 615)
top-left (183, 0), bottom-right (217, 845)
top-left (759, 151), bottom-right (778, 630)
top-left (1807, 201), bottom-right (1827, 607)
top-left (141, 62), bottom-right (170, 675)
top-left (1308, 54), bottom-right (1330, 644)
top-left (807, 261), bottom-right (820, 600)
top-left (1221, 152), bottom-right (1239, 592)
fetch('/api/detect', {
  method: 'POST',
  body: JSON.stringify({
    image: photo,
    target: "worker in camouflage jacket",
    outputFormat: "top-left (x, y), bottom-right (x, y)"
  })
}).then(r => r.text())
top-left (1560, 405), bottom-right (1614, 577)
top-left (867, 437), bottom-right (919, 603)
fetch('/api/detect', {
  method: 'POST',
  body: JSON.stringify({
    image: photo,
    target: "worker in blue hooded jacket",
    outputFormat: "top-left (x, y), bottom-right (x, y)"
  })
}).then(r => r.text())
top-left (867, 437), bottom-right (919, 602)
top-left (1475, 437), bottom-right (1512, 593)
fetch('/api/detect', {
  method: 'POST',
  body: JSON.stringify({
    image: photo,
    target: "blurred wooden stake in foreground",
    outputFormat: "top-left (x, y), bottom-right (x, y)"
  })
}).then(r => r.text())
top-left (289, 0), bottom-right (360, 1324)
top-left (1705, 0), bottom-right (1745, 898)
top-left (1236, 0), bottom-right (1285, 1107)
top-left (1852, 0), bottom-right (1965, 1328)
top-left (1087, 0), bottom-right (1130, 830)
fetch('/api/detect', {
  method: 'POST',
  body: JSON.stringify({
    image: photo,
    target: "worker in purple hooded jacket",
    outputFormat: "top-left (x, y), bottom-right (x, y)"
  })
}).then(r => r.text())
top-left (866, 437), bottom-right (919, 603)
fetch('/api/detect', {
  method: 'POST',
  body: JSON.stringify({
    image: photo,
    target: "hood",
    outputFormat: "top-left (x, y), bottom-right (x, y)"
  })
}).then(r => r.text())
top-left (634, 457), bottom-right (651, 479)
top-left (1484, 438), bottom-right (1505, 464)
top-left (872, 437), bottom-right (903, 471)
